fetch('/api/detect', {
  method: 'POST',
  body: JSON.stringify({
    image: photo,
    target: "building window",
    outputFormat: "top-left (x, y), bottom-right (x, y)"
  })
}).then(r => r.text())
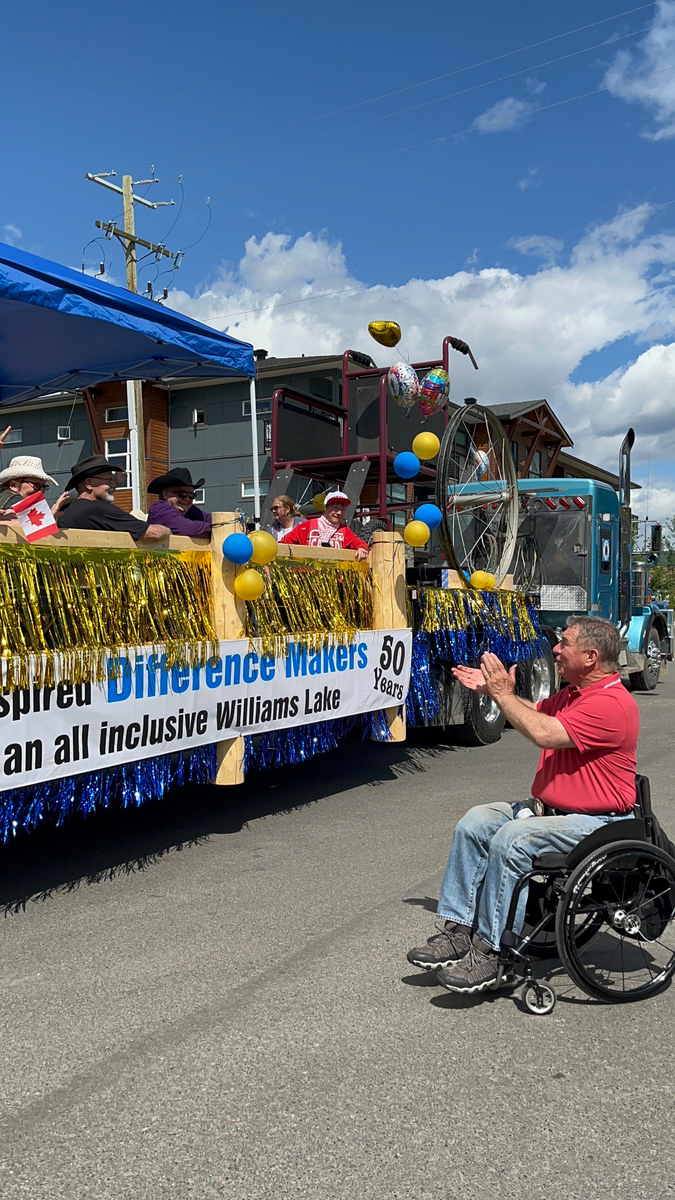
top-left (104, 406), bottom-right (128, 423)
top-left (3, 429), bottom-right (22, 444)
top-left (263, 420), bottom-right (272, 453)
top-left (240, 479), bottom-right (269, 500)
top-left (192, 408), bottom-right (207, 428)
top-left (104, 438), bottom-right (132, 489)
top-left (386, 483), bottom-right (407, 503)
top-left (511, 441), bottom-right (519, 466)
top-left (193, 487), bottom-right (205, 506)
top-left (242, 398), bottom-right (273, 416)
top-left (57, 425), bottom-right (72, 443)
top-left (528, 449), bottom-right (542, 478)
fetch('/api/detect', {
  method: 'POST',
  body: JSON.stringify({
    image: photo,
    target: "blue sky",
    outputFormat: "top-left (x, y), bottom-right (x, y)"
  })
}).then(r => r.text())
top-left (2, 0), bottom-right (675, 517)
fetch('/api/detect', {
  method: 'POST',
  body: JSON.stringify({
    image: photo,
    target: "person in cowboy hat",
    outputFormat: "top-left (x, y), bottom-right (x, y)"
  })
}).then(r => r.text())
top-left (280, 489), bottom-right (369, 560)
top-left (0, 455), bottom-right (70, 520)
top-left (146, 468), bottom-right (212, 537)
top-left (56, 454), bottom-right (170, 542)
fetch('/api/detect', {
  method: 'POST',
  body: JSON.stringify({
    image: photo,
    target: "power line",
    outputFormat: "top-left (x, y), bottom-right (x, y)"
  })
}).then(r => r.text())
top-left (205, 24), bottom-right (650, 175)
top-left (213, 60), bottom-right (675, 200)
top-left (180, 2), bottom-right (655, 162)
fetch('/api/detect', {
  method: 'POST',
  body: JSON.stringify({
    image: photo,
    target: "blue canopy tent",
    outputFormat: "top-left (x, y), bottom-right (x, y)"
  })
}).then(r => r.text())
top-left (0, 240), bottom-right (264, 514)
top-left (0, 241), bottom-right (254, 403)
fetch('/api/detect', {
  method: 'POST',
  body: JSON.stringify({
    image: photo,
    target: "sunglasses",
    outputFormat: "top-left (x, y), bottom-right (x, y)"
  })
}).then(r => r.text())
top-left (22, 479), bottom-right (49, 492)
top-left (271, 504), bottom-right (287, 511)
top-left (176, 491), bottom-right (195, 500)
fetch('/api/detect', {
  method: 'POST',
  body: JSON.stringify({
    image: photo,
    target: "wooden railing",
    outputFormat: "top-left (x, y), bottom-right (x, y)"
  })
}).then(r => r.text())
top-left (0, 513), bottom-right (408, 785)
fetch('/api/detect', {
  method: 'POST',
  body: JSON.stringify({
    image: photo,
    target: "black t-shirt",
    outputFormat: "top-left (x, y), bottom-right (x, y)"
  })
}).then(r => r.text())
top-left (57, 498), bottom-right (149, 541)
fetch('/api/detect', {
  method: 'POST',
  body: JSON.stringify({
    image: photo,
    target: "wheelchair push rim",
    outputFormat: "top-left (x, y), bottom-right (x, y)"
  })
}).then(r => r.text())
top-left (555, 841), bottom-right (675, 1003)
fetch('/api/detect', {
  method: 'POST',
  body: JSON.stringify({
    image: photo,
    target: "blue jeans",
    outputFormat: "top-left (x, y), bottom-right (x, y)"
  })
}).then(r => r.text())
top-left (437, 802), bottom-right (632, 951)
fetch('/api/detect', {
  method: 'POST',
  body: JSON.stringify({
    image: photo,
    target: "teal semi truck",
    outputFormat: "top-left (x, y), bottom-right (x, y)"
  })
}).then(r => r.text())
top-left (511, 429), bottom-right (674, 691)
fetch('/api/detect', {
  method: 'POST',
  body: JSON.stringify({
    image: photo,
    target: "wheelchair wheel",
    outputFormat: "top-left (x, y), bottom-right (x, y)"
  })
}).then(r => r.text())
top-left (522, 981), bottom-right (557, 1015)
top-left (556, 841), bottom-right (675, 1003)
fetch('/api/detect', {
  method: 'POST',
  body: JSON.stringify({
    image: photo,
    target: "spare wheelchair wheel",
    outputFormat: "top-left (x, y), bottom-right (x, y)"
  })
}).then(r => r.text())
top-left (555, 840), bottom-right (675, 1003)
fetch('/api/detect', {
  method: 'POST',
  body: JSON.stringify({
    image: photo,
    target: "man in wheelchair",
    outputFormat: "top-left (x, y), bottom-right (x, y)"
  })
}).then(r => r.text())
top-left (407, 616), bottom-right (641, 996)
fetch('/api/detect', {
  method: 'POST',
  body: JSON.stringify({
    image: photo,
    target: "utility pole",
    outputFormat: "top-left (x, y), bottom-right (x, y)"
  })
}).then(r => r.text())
top-left (85, 170), bottom-right (176, 512)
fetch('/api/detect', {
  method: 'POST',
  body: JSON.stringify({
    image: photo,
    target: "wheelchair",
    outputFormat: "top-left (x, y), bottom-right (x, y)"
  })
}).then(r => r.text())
top-left (496, 776), bottom-right (675, 1015)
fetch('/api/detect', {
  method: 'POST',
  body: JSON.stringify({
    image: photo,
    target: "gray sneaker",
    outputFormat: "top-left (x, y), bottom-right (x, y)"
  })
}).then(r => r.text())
top-left (436, 936), bottom-right (503, 993)
top-left (407, 921), bottom-right (472, 971)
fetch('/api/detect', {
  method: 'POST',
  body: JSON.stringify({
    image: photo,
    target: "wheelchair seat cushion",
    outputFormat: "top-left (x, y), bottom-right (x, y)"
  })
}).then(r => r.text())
top-left (533, 852), bottom-right (567, 871)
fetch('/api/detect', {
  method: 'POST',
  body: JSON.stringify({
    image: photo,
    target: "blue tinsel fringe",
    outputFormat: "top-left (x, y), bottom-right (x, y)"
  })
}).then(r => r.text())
top-left (406, 633), bottom-right (442, 728)
top-left (243, 707), bottom-right (396, 772)
top-left (0, 744), bottom-right (217, 843)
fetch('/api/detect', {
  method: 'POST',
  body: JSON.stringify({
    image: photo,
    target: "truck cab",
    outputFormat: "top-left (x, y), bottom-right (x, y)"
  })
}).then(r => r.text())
top-left (515, 478), bottom-right (673, 688)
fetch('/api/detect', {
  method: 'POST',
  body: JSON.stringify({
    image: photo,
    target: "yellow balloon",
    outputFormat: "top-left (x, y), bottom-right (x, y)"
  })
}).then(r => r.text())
top-left (404, 520), bottom-right (430, 547)
top-left (313, 492), bottom-right (326, 512)
top-left (412, 431), bottom-right (441, 461)
top-left (234, 568), bottom-right (265, 601)
top-left (368, 321), bottom-right (402, 348)
top-left (470, 570), bottom-right (496, 591)
top-left (249, 530), bottom-right (278, 565)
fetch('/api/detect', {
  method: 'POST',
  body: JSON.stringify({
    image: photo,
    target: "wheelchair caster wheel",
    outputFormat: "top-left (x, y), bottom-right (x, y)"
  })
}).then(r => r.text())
top-left (522, 981), bottom-right (557, 1015)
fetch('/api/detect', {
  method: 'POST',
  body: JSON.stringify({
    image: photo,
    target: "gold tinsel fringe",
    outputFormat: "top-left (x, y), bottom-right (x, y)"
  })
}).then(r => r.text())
top-left (244, 557), bottom-right (374, 656)
top-left (0, 544), bottom-right (216, 689)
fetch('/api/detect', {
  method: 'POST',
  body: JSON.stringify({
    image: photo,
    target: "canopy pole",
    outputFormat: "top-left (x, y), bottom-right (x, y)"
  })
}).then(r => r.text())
top-left (249, 374), bottom-right (261, 525)
top-left (127, 379), bottom-right (146, 512)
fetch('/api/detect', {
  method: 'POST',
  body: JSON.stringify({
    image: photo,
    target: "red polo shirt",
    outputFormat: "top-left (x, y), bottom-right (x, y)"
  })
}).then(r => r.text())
top-left (531, 674), bottom-right (639, 814)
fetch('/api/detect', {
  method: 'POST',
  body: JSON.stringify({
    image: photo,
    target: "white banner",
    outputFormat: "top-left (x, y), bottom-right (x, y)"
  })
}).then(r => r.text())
top-left (0, 629), bottom-right (412, 792)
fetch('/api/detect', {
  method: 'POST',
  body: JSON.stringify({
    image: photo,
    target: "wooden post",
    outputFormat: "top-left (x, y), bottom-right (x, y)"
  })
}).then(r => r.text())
top-left (210, 512), bottom-right (247, 785)
top-left (370, 530), bottom-right (407, 742)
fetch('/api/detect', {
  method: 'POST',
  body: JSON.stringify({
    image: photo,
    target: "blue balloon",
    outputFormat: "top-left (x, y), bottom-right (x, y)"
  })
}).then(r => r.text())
top-left (393, 452), bottom-right (420, 480)
top-left (222, 532), bottom-right (253, 564)
top-left (415, 503), bottom-right (442, 530)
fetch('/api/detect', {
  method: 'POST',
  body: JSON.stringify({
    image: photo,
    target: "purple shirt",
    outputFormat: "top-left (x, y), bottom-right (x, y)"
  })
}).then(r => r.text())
top-left (147, 499), bottom-right (212, 537)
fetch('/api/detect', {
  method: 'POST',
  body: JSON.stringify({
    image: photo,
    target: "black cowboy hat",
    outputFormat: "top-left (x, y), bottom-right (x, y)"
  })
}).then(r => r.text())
top-left (66, 453), bottom-right (124, 491)
top-left (147, 467), bottom-right (205, 494)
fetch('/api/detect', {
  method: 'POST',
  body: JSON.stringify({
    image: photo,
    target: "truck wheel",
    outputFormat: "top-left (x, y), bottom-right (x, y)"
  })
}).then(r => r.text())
top-left (629, 625), bottom-right (661, 691)
top-left (461, 692), bottom-right (506, 746)
top-left (520, 649), bottom-right (557, 704)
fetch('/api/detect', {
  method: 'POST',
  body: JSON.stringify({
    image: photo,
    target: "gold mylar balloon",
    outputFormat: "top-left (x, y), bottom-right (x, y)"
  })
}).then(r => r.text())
top-left (403, 520), bottom-right (430, 547)
top-left (234, 568), bottom-right (265, 601)
top-left (368, 321), bottom-right (402, 348)
top-left (249, 530), bottom-right (278, 565)
top-left (312, 492), bottom-right (326, 512)
top-left (412, 431), bottom-right (441, 461)
top-left (470, 570), bottom-right (496, 591)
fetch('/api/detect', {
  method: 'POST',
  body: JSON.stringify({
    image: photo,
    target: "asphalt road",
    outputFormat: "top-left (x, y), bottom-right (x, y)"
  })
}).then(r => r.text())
top-left (1, 673), bottom-right (674, 1200)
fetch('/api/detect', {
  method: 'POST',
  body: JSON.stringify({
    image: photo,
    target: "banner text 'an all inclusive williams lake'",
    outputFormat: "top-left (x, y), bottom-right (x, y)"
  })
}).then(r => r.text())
top-left (0, 629), bottom-right (412, 791)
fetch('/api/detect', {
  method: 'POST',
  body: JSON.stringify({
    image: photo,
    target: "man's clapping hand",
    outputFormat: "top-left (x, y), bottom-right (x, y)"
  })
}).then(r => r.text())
top-left (451, 664), bottom-right (490, 694)
top-left (452, 653), bottom-right (517, 699)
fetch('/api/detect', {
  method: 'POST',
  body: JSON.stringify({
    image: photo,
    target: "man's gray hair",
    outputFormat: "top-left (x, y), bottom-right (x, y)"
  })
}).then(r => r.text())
top-left (565, 615), bottom-right (621, 671)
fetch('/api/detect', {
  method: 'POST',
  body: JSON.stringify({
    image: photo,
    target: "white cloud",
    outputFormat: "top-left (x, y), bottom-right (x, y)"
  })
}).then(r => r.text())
top-left (471, 96), bottom-right (535, 134)
top-left (603, 0), bottom-right (675, 140)
top-left (168, 207), bottom-right (675, 502)
top-left (631, 484), bottom-right (675, 523)
top-left (508, 234), bottom-right (561, 265)
top-left (518, 167), bottom-right (541, 192)
top-left (3, 224), bottom-right (22, 245)
top-left (525, 77), bottom-right (547, 95)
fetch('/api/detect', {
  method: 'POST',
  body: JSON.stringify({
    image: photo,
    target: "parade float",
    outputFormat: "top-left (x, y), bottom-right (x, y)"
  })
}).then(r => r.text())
top-left (0, 242), bottom-right (548, 841)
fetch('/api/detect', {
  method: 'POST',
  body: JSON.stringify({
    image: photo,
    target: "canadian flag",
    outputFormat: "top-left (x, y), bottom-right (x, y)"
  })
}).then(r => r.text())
top-left (12, 490), bottom-right (59, 543)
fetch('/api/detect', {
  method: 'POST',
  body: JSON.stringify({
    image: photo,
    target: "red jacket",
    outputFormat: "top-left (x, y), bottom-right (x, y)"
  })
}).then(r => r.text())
top-left (280, 517), bottom-right (369, 552)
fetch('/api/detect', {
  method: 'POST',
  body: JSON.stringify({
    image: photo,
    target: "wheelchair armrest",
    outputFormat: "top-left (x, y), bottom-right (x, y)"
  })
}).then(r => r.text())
top-left (565, 818), bottom-right (647, 870)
